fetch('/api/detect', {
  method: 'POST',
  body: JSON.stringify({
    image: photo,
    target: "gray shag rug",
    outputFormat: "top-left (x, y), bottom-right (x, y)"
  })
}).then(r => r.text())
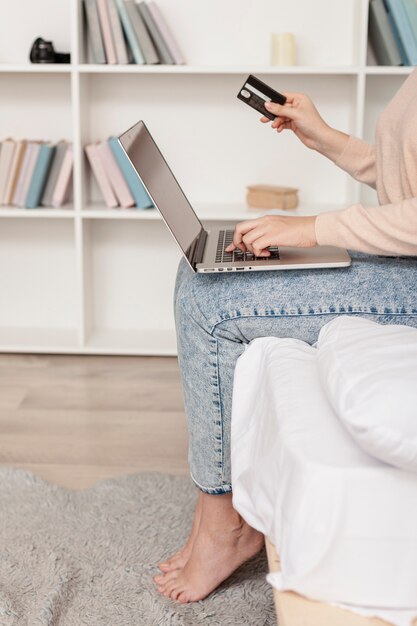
top-left (0, 468), bottom-right (276, 625)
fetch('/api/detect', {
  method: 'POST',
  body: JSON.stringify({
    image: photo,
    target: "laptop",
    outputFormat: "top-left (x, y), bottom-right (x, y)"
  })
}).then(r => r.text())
top-left (118, 121), bottom-right (351, 273)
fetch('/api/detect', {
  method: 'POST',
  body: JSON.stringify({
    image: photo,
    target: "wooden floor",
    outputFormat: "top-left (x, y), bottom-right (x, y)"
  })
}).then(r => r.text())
top-left (0, 353), bottom-right (189, 489)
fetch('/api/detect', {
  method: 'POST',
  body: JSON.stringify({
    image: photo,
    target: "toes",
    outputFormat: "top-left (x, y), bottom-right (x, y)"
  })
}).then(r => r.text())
top-left (177, 591), bottom-right (190, 604)
top-left (154, 569), bottom-right (179, 592)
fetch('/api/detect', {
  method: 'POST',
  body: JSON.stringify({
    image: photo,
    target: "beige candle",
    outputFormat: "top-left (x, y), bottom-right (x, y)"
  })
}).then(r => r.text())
top-left (271, 32), bottom-right (297, 66)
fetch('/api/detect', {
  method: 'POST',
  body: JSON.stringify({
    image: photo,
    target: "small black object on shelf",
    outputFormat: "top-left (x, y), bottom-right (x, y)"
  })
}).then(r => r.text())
top-left (29, 38), bottom-right (71, 64)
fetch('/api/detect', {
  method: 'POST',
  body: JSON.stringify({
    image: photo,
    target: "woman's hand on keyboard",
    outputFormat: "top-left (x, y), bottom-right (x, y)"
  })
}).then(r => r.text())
top-left (225, 215), bottom-right (317, 256)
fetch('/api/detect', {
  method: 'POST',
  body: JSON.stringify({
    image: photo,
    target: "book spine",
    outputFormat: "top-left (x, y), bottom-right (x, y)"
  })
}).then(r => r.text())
top-left (147, 1), bottom-right (185, 64)
top-left (19, 143), bottom-right (41, 207)
top-left (96, 0), bottom-right (118, 64)
top-left (385, 0), bottom-right (417, 64)
top-left (124, 0), bottom-right (160, 64)
top-left (108, 136), bottom-right (153, 209)
top-left (115, 0), bottom-right (145, 64)
top-left (85, 143), bottom-right (119, 207)
top-left (401, 0), bottom-right (417, 52)
top-left (13, 143), bottom-right (33, 206)
top-left (107, 0), bottom-right (129, 64)
top-left (4, 141), bottom-right (27, 205)
top-left (97, 141), bottom-right (135, 207)
top-left (83, 0), bottom-right (107, 63)
top-left (137, 2), bottom-right (174, 64)
top-left (0, 140), bottom-right (16, 205)
top-left (41, 142), bottom-right (68, 207)
top-left (369, 0), bottom-right (402, 66)
top-left (51, 146), bottom-right (74, 207)
top-left (25, 144), bottom-right (56, 209)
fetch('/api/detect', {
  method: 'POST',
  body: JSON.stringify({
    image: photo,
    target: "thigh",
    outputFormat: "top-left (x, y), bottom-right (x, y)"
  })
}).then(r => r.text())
top-left (175, 253), bottom-right (417, 341)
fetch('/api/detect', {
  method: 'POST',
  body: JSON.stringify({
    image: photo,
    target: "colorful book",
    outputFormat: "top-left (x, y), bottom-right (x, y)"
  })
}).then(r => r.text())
top-left (107, 0), bottom-right (129, 63)
top-left (51, 146), bottom-right (73, 207)
top-left (137, 2), bottom-right (174, 64)
top-left (385, 0), bottom-right (417, 65)
top-left (3, 140), bottom-right (27, 205)
top-left (85, 142), bottom-right (118, 207)
top-left (108, 136), bottom-right (153, 208)
top-left (83, 0), bottom-right (106, 63)
top-left (97, 140), bottom-right (135, 207)
top-left (115, 0), bottom-right (145, 64)
top-left (401, 0), bottom-right (417, 52)
top-left (17, 142), bottom-right (41, 207)
top-left (369, 0), bottom-right (402, 66)
top-left (124, 0), bottom-right (159, 64)
top-left (13, 142), bottom-right (34, 206)
top-left (25, 143), bottom-right (56, 208)
top-left (0, 139), bottom-right (16, 205)
top-left (96, 0), bottom-right (118, 64)
top-left (41, 141), bottom-right (68, 207)
top-left (147, 1), bottom-right (185, 65)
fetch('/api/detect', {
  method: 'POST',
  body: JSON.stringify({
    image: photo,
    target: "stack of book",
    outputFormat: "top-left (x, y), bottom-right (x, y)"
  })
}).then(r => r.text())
top-left (369, 0), bottom-right (417, 66)
top-left (0, 139), bottom-right (73, 209)
top-left (84, 0), bottom-right (185, 65)
top-left (85, 138), bottom-right (153, 209)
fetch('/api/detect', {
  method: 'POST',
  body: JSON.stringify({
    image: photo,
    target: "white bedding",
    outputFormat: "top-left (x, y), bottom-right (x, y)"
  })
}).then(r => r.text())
top-left (231, 337), bottom-right (417, 620)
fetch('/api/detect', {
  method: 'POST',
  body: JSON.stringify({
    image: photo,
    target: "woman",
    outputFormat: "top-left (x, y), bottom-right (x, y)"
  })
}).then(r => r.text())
top-left (154, 68), bottom-right (417, 603)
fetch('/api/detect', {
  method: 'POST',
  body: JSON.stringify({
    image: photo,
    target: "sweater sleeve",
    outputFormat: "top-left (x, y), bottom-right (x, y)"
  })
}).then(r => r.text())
top-left (315, 198), bottom-right (417, 256)
top-left (333, 135), bottom-right (377, 189)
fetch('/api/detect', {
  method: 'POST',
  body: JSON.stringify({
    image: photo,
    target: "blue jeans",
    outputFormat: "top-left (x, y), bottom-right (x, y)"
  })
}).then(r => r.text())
top-left (174, 253), bottom-right (417, 494)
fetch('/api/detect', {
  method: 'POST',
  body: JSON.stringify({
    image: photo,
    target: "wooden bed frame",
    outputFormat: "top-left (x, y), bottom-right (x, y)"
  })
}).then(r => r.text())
top-left (265, 538), bottom-right (412, 626)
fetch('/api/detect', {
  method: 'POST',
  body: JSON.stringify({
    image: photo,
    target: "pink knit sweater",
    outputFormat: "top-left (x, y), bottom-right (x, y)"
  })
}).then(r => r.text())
top-left (315, 68), bottom-right (417, 255)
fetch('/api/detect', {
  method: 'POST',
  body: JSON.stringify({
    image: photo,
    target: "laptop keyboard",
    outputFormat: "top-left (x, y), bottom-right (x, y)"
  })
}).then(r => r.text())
top-left (215, 230), bottom-right (280, 264)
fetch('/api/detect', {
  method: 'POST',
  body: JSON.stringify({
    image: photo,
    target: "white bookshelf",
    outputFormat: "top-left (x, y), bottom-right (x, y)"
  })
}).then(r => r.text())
top-left (0, 0), bottom-right (412, 355)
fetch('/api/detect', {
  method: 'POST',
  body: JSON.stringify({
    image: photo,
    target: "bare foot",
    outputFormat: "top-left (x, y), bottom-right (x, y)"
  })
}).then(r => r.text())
top-left (156, 494), bottom-right (264, 603)
top-left (156, 492), bottom-right (202, 574)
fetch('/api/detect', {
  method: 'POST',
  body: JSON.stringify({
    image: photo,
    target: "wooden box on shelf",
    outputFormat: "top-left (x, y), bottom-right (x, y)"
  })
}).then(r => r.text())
top-left (246, 184), bottom-right (298, 210)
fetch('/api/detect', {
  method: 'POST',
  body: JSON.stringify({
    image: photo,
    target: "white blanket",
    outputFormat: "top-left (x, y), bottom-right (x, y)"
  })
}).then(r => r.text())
top-left (231, 337), bottom-right (417, 626)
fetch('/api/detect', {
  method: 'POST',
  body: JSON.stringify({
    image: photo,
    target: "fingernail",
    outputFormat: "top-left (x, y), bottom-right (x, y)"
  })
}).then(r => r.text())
top-left (265, 102), bottom-right (272, 109)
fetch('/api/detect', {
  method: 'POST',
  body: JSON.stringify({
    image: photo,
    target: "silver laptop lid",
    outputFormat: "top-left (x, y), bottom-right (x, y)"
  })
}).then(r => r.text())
top-left (118, 121), bottom-right (204, 263)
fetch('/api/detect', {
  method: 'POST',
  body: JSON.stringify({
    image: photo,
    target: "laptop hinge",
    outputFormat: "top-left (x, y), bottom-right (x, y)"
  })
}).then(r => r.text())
top-left (189, 228), bottom-right (208, 268)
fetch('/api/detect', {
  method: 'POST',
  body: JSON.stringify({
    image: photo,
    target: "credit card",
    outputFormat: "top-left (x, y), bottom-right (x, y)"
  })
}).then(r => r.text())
top-left (237, 74), bottom-right (286, 120)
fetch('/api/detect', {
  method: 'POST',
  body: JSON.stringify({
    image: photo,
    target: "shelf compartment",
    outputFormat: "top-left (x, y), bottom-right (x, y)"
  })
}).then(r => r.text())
top-left (0, 74), bottom-right (72, 141)
top-left (82, 219), bottom-right (181, 353)
top-left (0, 220), bottom-right (78, 340)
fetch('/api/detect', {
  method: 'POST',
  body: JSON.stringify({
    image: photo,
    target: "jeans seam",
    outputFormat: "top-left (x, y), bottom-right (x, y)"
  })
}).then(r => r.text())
top-left (210, 336), bottom-right (225, 488)
top-left (190, 470), bottom-right (232, 495)
top-left (208, 309), bottom-right (417, 335)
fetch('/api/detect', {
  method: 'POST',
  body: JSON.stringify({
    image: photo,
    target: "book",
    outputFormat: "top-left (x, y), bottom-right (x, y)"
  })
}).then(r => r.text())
top-left (3, 140), bottom-right (27, 205)
top-left (401, 0), bottom-right (417, 52)
top-left (124, 0), bottom-right (159, 64)
top-left (17, 142), bottom-right (41, 207)
top-left (25, 143), bottom-right (56, 208)
top-left (83, 0), bottom-right (107, 64)
top-left (115, 0), bottom-right (145, 64)
top-left (369, 0), bottom-right (402, 66)
top-left (107, 0), bottom-right (129, 63)
top-left (137, 2), bottom-right (174, 64)
top-left (96, 0), bottom-right (118, 64)
top-left (0, 139), bottom-right (16, 205)
top-left (97, 140), bottom-right (135, 207)
top-left (85, 142), bottom-right (118, 207)
top-left (108, 136), bottom-right (153, 208)
top-left (147, 2), bottom-right (185, 65)
top-left (41, 141), bottom-right (68, 207)
top-left (385, 0), bottom-right (417, 65)
top-left (51, 146), bottom-right (73, 207)
top-left (13, 142), bottom-right (34, 206)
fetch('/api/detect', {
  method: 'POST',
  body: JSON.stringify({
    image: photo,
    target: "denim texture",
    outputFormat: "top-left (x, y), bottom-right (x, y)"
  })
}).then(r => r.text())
top-left (174, 253), bottom-right (417, 494)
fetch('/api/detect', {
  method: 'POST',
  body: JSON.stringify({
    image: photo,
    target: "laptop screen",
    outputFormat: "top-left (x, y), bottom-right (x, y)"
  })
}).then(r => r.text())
top-left (118, 121), bottom-right (203, 259)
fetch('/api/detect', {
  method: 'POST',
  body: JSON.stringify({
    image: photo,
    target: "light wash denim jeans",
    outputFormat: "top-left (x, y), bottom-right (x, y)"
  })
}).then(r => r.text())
top-left (174, 253), bottom-right (417, 494)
